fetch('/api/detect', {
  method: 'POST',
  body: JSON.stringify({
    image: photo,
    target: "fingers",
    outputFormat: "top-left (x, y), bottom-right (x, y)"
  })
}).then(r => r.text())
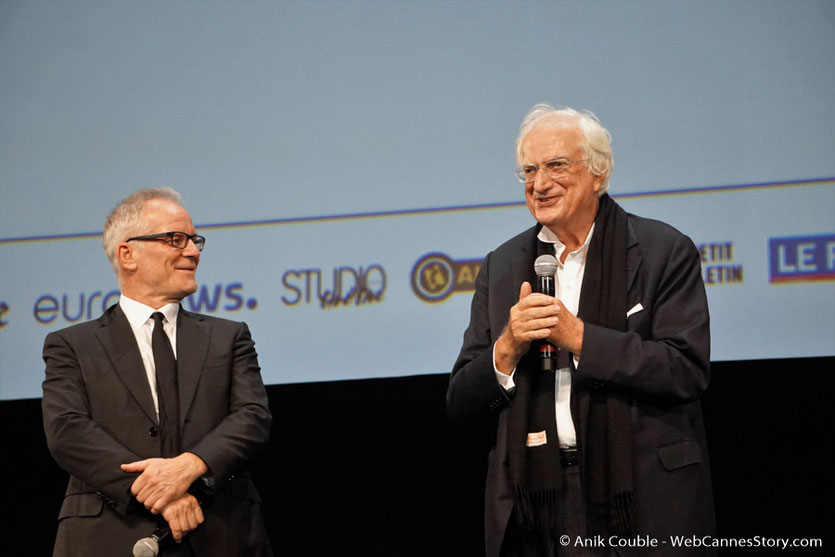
top-left (192, 504), bottom-right (205, 529)
top-left (520, 303), bottom-right (561, 322)
top-left (509, 293), bottom-right (560, 341)
top-left (522, 317), bottom-right (560, 339)
top-left (496, 283), bottom-right (563, 371)
top-left (546, 300), bottom-right (585, 354)
top-left (163, 494), bottom-right (204, 542)
top-left (517, 282), bottom-right (560, 311)
top-left (172, 512), bottom-right (194, 536)
top-left (517, 281), bottom-right (559, 311)
top-left (125, 458), bottom-right (192, 513)
top-left (120, 459), bottom-right (149, 473)
top-left (139, 489), bottom-right (174, 515)
top-left (122, 458), bottom-right (159, 499)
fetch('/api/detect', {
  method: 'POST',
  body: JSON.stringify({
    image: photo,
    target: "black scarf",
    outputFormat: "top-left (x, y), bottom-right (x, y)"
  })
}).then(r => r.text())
top-left (507, 194), bottom-right (637, 545)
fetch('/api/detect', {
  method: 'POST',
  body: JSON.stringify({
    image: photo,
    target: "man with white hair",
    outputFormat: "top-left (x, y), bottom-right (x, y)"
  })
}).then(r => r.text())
top-left (42, 188), bottom-right (273, 556)
top-left (448, 104), bottom-right (716, 556)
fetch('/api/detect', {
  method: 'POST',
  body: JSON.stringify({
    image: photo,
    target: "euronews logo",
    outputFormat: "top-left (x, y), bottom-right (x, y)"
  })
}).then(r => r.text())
top-left (32, 282), bottom-right (257, 325)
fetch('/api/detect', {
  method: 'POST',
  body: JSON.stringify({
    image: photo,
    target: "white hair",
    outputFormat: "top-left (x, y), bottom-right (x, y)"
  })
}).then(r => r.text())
top-left (102, 187), bottom-right (182, 274)
top-left (515, 103), bottom-right (613, 195)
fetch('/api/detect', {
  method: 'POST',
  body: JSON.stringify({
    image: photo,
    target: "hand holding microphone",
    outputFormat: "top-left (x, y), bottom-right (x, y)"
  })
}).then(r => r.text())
top-left (494, 255), bottom-right (561, 374)
top-left (533, 255), bottom-right (559, 371)
top-left (534, 254), bottom-right (585, 358)
top-left (133, 492), bottom-right (204, 557)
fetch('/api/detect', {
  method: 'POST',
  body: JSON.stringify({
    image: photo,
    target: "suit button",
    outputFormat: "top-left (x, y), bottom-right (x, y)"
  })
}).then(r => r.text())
top-left (148, 426), bottom-right (159, 437)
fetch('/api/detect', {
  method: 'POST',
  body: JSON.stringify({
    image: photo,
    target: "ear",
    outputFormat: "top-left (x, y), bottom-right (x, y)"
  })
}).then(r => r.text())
top-left (117, 242), bottom-right (138, 273)
top-left (592, 170), bottom-right (606, 194)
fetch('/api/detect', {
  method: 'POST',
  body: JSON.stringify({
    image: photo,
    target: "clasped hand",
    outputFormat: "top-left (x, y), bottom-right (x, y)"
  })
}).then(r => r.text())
top-left (121, 452), bottom-right (208, 541)
top-left (494, 281), bottom-right (583, 373)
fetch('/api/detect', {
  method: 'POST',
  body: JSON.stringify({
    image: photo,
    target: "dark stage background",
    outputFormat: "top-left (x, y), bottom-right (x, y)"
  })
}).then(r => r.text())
top-left (4, 357), bottom-right (830, 556)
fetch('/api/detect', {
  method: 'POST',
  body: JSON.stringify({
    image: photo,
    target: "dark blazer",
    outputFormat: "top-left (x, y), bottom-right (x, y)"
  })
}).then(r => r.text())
top-left (447, 215), bottom-right (716, 557)
top-left (42, 304), bottom-right (273, 557)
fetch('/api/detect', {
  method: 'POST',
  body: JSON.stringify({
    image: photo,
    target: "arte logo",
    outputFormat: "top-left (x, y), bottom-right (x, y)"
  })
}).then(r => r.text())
top-left (281, 265), bottom-right (386, 309)
top-left (768, 234), bottom-right (835, 284)
top-left (411, 252), bottom-right (482, 303)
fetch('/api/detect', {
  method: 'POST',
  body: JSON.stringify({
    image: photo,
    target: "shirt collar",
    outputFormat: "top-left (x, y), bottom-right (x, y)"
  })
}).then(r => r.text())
top-left (119, 295), bottom-right (180, 328)
top-left (537, 223), bottom-right (595, 261)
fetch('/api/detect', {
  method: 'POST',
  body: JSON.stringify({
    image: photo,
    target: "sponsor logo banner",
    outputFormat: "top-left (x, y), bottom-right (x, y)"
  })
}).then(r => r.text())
top-left (768, 234), bottom-right (835, 284)
top-left (411, 252), bottom-right (481, 303)
top-left (281, 265), bottom-right (386, 309)
top-left (698, 241), bottom-right (744, 286)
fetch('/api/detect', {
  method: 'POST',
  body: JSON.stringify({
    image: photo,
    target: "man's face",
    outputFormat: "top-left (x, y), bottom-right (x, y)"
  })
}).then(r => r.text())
top-left (128, 199), bottom-right (200, 307)
top-left (520, 124), bottom-right (603, 235)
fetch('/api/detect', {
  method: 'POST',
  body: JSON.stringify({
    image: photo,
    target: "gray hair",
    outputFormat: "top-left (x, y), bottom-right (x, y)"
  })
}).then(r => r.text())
top-left (515, 103), bottom-right (613, 195)
top-left (102, 187), bottom-right (182, 273)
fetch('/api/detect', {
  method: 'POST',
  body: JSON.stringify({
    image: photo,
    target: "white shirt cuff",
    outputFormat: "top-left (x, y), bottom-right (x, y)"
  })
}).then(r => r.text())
top-left (492, 342), bottom-right (516, 391)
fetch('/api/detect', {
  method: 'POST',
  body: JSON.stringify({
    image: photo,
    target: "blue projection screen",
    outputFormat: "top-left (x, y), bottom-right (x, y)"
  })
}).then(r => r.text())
top-left (1, 1), bottom-right (834, 400)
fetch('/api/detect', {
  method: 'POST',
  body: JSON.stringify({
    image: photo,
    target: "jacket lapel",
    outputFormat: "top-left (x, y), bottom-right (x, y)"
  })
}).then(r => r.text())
top-left (176, 308), bottom-right (210, 429)
top-left (509, 226), bottom-right (547, 370)
top-left (625, 218), bottom-right (642, 294)
top-left (512, 225), bottom-right (542, 295)
top-left (95, 304), bottom-right (158, 424)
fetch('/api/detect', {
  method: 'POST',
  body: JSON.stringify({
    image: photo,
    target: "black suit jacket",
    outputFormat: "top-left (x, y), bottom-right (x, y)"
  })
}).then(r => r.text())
top-left (447, 215), bottom-right (716, 557)
top-left (42, 304), bottom-right (273, 557)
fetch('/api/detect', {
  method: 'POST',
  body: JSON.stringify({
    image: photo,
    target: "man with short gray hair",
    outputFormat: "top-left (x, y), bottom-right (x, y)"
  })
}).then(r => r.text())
top-left (448, 104), bottom-right (716, 556)
top-left (42, 188), bottom-right (273, 556)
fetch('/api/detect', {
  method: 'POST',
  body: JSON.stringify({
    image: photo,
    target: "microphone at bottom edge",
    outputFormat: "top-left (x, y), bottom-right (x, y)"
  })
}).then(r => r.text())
top-left (133, 527), bottom-right (169, 557)
top-left (132, 479), bottom-right (212, 556)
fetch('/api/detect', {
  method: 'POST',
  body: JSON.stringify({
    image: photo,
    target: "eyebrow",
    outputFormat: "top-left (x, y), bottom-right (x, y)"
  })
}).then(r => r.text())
top-left (523, 156), bottom-right (570, 165)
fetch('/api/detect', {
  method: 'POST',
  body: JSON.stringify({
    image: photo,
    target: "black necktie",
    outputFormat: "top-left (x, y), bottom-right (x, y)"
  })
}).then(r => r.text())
top-left (152, 312), bottom-right (180, 457)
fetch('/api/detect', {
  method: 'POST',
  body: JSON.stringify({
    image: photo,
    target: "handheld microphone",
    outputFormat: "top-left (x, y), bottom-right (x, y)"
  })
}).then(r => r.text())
top-left (132, 527), bottom-right (168, 557)
top-left (133, 482), bottom-right (210, 557)
top-left (133, 476), bottom-right (214, 557)
top-left (533, 254), bottom-right (558, 372)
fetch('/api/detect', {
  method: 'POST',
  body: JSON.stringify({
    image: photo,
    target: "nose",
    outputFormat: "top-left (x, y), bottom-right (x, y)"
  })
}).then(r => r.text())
top-left (532, 167), bottom-right (553, 191)
top-left (183, 238), bottom-right (201, 258)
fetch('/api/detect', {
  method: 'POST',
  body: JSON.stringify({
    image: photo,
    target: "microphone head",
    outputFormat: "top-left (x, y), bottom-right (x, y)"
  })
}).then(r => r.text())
top-left (133, 537), bottom-right (160, 557)
top-left (534, 254), bottom-right (558, 277)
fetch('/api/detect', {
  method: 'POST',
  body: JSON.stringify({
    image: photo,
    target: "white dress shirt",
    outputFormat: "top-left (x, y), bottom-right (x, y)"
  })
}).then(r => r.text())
top-left (119, 296), bottom-right (180, 419)
top-left (494, 223), bottom-right (595, 448)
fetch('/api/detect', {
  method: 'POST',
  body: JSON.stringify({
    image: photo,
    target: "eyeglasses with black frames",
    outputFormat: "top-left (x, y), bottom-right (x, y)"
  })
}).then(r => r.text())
top-left (515, 158), bottom-right (589, 184)
top-left (126, 231), bottom-right (206, 252)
